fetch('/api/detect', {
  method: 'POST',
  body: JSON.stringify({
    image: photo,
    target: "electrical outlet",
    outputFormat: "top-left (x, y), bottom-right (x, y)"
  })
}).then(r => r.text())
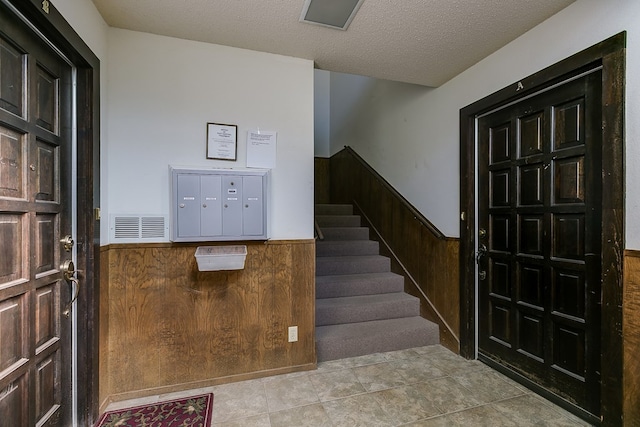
top-left (288, 326), bottom-right (298, 342)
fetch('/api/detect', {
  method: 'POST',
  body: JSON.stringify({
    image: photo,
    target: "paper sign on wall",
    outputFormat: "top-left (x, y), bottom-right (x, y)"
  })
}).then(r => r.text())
top-left (246, 130), bottom-right (277, 169)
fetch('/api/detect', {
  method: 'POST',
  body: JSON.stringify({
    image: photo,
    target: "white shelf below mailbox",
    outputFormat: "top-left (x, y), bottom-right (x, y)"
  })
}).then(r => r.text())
top-left (195, 245), bottom-right (247, 271)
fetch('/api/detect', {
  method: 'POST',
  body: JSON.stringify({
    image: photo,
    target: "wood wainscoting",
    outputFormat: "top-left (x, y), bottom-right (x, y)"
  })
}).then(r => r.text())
top-left (99, 240), bottom-right (316, 409)
top-left (315, 157), bottom-right (331, 204)
top-left (329, 147), bottom-right (460, 352)
top-left (624, 250), bottom-right (640, 426)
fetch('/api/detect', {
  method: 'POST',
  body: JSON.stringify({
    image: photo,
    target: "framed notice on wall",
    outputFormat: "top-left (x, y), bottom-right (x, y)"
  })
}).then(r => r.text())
top-left (206, 123), bottom-right (237, 161)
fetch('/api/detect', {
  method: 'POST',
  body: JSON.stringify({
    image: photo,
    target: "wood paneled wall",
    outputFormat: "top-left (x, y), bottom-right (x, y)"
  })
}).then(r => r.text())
top-left (624, 250), bottom-right (640, 426)
top-left (329, 147), bottom-right (460, 352)
top-left (99, 240), bottom-right (315, 408)
top-left (315, 157), bottom-right (330, 204)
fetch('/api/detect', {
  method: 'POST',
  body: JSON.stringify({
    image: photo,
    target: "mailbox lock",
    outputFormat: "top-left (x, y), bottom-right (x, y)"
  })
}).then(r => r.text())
top-left (179, 203), bottom-right (185, 208)
top-left (202, 204), bottom-right (207, 208)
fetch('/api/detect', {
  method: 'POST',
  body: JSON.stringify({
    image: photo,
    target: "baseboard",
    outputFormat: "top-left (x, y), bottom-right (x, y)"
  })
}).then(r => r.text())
top-left (100, 362), bottom-right (317, 412)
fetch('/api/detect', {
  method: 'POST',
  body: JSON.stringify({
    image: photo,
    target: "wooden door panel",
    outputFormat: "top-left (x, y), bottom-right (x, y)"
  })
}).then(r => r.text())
top-left (489, 302), bottom-right (511, 346)
top-left (489, 259), bottom-right (510, 297)
top-left (35, 354), bottom-right (58, 420)
top-left (489, 215), bottom-right (510, 252)
top-left (553, 323), bottom-right (585, 376)
top-left (35, 66), bottom-right (58, 133)
top-left (517, 312), bottom-right (544, 359)
top-left (519, 165), bottom-right (543, 206)
top-left (519, 112), bottom-right (544, 156)
top-left (518, 263), bottom-right (544, 306)
top-left (0, 127), bottom-right (25, 199)
top-left (553, 214), bottom-right (584, 259)
top-left (0, 373), bottom-right (28, 425)
top-left (478, 71), bottom-right (602, 416)
top-left (35, 140), bottom-right (57, 202)
top-left (0, 295), bottom-right (26, 371)
top-left (519, 215), bottom-right (543, 255)
top-left (490, 169), bottom-right (510, 207)
top-left (552, 268), bottom-right (585, 318)
top-left (490, 124), bottom-right (510, 163)
top-left (555, 157), bottom-right (584, 203)
top-left (0, 214), bottom-right (24, 283)
top-left (0, 36), bottom-right (24, 117)
top-left (35, 214), bottom-right (57, 274)
top-left (35, 285), bottom-right (57, 348)
top-left (554, 100), bottom-right (583, 149)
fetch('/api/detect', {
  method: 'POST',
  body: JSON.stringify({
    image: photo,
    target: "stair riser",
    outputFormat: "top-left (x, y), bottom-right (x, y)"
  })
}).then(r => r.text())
top-left (316, 241), bottom-right (379, 257)
top-left (316, 276), bottom-right (404, 298)
top-left (315, 204), bottom-right (353, 215)
top-left (316, 299), bottom-right (420, 326)
top-left (316, 257), bottom-right (390, 276)
top-left (316, 215), bottom-right (361, 227)
top-left (316, 319), bottom-right (440, 362)
top-left (320, 227), bottom-right (370, 241)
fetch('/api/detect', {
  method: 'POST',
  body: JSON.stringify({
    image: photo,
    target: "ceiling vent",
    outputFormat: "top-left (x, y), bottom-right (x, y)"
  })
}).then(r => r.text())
top-left (300, 0), bottom-right (364, 30)
top-left (110, 214), bottom-right (169, 243)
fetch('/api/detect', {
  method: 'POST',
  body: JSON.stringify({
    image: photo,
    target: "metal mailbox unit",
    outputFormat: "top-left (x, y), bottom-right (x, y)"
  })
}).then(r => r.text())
top-left (170, 167), bottom-right (270, 242)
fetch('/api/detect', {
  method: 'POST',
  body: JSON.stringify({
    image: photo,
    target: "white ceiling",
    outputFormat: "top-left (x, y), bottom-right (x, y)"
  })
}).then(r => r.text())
top-left (91, 0), bottom-right (575, 87)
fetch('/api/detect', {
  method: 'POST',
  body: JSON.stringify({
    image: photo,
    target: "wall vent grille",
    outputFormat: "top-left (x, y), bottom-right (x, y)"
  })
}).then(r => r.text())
top-left (110, 215), bottom-right (169, 243)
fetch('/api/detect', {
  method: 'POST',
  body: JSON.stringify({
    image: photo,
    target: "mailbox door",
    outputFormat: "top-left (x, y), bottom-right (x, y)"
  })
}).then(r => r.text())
top-left (201, 175), bottom-right (222, 236)
top-left (222, 175), bottom-right (243, 236)
top-left (243, 175), bottom-right (264, 236)
top-left (177, 174), bottom-right (200, 237)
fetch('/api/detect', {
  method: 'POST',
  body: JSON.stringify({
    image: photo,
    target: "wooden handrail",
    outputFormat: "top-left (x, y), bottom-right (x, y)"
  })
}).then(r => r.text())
top-left (344, 146), bottom-right (447, 240)
top-left (353, 199), bottom-right (459, 348)
top-left (314, 219), bottom-right (324, 241)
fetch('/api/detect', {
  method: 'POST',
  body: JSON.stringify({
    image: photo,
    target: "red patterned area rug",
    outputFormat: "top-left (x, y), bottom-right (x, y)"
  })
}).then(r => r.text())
top-left (95, 393), bottom-right (214, 427)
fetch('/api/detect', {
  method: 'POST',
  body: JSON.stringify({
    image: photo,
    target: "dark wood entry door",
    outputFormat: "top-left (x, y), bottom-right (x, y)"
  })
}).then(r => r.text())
top-left (0, 4), bottom-right (74, 426)
top-left (477, 70), bottom-right (602, 416)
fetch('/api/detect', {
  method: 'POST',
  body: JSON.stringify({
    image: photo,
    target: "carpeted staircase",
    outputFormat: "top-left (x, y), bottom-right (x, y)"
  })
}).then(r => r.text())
top-left (315, 203), bottom-right (440, 361)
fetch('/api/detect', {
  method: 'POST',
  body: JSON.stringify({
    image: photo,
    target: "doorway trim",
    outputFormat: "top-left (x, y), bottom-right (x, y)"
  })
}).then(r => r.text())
top-left (459, 33), bottom-right (625, 424)
top-left (3, 0), bottom-right (101, 425)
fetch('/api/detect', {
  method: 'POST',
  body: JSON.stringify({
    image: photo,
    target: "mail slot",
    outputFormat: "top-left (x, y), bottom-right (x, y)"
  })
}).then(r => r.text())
top-left (170, 167), bottom-right (269, 242)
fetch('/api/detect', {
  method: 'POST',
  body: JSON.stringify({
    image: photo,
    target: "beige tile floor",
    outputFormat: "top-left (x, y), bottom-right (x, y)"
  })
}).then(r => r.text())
top-left (103, 345), bottom-right (593, 426)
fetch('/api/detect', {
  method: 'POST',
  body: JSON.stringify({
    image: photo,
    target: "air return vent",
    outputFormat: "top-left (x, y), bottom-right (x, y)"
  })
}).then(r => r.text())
top-left (110, 214), bottom-right (169, 243)
top-left (300, 0), bottom-right (364, 30)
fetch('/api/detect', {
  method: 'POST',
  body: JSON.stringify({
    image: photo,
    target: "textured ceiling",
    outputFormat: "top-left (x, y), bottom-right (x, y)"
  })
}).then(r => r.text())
top-left (91, 0), bottom-right (575, 87)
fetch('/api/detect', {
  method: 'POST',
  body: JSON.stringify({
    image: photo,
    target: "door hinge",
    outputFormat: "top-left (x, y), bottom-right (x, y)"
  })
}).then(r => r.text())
top-left (94, 208), bottom-right (101, 221)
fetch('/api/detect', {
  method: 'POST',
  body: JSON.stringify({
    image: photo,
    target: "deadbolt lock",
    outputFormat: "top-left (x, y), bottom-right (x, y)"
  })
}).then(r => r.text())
top-left (60, 235), bottom-right (74, 252)
top-left (479, 271), bottom-right (487, 280)
top-left (478, 228), bottom-right (487, 238)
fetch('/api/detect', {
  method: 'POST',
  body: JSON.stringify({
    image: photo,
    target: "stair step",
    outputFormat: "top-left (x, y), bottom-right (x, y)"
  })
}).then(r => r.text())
top-left (315, 204), bottom-right (353, 216)
top-left (316, 272), bottom-right (405, 298)
top-left (316, 293), bottom-right (420, 326)
top-left (316, 215), bottom-right (361, 227)
top-left (320, 227), bottom-right (369, 241)
top-left (316, 255), bottom-right (390, 276)
top-left (316, 240), bottom-right (379, 257)
top-left (316, 317), bottom-right (440, 362)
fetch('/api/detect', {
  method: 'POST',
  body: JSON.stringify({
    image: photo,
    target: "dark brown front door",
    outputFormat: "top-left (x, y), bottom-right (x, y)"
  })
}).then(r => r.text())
top-left (477, 70), bottom-right (602, 417)
top-left (0, 3), bottom-right (74, 425)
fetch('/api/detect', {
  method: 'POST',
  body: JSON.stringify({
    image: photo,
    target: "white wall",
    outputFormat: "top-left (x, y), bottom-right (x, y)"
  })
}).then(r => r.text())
top-left (106, 29), bottom-right (314, 242)
top-left (337, 0), bottom-right (640, 247)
